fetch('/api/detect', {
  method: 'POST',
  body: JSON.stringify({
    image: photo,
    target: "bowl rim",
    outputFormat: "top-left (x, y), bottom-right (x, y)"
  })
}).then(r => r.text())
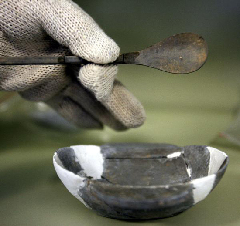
top-left (53, 145), bottom-right (229, 189)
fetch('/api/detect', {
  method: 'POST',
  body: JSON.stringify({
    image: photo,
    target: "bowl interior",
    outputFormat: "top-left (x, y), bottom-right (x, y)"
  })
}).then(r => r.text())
top-left (55, 143), bottom-right (227, 186)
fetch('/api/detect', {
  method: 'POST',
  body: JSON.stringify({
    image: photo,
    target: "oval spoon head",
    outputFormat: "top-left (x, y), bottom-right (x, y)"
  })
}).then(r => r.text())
top-left (124, 33), bottom-right (208, 74)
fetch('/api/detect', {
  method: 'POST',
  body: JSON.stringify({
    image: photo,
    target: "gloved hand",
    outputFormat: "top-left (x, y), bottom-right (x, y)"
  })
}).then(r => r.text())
top-left (0, 0), bottom-right (146, 130)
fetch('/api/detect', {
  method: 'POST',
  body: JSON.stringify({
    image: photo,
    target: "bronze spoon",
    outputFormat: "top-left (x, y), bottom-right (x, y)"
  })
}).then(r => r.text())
top-left (0, 33), bottom-right (208, 74)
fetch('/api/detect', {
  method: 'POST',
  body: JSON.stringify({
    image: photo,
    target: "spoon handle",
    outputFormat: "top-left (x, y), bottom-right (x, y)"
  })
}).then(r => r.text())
top-left (0, 56), bottom-right (106, 65)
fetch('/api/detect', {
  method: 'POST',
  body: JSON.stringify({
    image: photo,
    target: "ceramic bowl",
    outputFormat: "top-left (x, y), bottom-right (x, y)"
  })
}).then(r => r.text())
top-left (53, 143), bottom-right (228, 220)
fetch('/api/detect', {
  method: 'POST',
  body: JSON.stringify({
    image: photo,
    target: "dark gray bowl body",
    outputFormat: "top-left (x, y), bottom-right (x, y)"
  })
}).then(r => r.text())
top-left (53, 143), bottom-right (228, 220)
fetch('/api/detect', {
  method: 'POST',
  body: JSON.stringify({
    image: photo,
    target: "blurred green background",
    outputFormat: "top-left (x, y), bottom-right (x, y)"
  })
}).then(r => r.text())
top-left (0, 0), bottom-right (240, 225)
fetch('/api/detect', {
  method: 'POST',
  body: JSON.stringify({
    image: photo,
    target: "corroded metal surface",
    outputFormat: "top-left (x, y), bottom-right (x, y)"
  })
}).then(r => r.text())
top-left (130, 33), bottom-right (208, 74)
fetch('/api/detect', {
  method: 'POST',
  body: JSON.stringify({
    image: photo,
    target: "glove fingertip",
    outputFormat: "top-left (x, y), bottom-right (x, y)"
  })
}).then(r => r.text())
top-left (101, 80), bottom-right (146, 128)
top-left (71, 39), bottom-right (120, 64)
top-left (78, 64), bottom-right (117, 101)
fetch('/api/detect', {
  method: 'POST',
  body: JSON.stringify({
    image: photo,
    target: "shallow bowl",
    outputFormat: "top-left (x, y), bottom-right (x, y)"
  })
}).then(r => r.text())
top-left (53, 143), bottom-right (228, 220)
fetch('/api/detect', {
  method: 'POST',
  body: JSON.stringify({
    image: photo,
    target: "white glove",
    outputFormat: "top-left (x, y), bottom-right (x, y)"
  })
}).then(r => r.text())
top-left (0, 0), bottom-right (146, 130)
